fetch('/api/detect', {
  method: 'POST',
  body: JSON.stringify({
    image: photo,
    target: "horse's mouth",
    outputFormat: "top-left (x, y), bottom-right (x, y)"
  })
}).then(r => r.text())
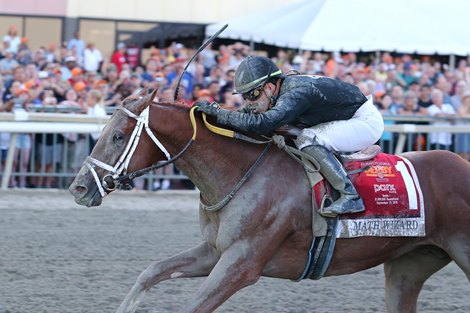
top-left (77, 192), bottom-right (102, 207)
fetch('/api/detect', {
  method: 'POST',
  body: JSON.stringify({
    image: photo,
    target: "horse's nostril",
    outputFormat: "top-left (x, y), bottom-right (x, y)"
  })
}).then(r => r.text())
top-left (71, 185), bottom-right (87, 196)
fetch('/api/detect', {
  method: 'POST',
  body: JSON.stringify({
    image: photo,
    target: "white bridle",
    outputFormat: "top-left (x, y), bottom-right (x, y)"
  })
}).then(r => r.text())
top-left (84, 105), bottom-right (171, 197)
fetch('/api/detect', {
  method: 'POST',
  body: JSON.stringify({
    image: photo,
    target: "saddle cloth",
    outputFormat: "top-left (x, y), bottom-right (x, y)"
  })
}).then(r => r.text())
top-left (332, 151), bottom-right (425, 238)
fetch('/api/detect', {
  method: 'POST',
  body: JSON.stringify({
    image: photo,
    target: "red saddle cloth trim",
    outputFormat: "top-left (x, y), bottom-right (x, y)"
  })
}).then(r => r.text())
top-left (343, 153), bottom-right (423, 219)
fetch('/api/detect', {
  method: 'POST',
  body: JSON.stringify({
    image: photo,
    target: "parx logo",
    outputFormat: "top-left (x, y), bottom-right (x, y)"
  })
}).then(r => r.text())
top-left (374, 184), bottom-right (396, 192)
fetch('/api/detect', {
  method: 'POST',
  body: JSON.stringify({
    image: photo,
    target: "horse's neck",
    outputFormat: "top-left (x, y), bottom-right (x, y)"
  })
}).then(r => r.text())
top-left (151, 107), bottom-right (263, 201)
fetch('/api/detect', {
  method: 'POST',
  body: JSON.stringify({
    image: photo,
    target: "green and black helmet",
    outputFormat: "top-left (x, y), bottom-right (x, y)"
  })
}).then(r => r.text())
top-left (233, 56), bottom-right (283, 95)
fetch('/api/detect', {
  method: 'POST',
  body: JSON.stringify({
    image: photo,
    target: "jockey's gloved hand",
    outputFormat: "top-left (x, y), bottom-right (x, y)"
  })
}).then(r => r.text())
top-left (194, 100), bottom-right (220, 116)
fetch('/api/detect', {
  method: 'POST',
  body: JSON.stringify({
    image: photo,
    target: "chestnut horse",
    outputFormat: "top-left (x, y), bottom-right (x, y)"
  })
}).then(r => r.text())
top-left (69, 89), bottom-right (470, 313)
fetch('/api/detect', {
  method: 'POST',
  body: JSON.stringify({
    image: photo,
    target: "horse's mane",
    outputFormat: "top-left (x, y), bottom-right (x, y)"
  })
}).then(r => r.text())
top-left (150, 100), bottom-right (191, 112)
top-left (120, 92), bottom-right (190, 114)
top-left (121, 95), bottom-right (274, 149)
top-left (149, 100), bottom-right (231, 129)
top-left (151, 101), bottom-right (275, 145)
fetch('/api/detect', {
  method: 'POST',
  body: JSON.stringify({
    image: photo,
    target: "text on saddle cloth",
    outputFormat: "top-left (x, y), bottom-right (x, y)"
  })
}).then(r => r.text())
top-left (312, 152), bottom-right (425, 238)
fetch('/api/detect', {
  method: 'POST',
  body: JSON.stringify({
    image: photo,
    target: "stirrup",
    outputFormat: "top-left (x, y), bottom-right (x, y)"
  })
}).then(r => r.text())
top-left (319, 208), bottom-right (338, 218)
top-left (319, 194), bottom-right (336, 218)
top-left (319, 196), bottom-right (364, 218)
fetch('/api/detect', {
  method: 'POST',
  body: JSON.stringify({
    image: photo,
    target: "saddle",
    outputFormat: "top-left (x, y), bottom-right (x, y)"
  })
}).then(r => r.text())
top-left (297, 144), bottom-right (425, 280)
top-left (340, 145), bottom-right (382, 163)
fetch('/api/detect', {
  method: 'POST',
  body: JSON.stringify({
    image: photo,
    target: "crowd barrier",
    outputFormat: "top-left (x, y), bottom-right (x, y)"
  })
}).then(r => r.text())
top-left (1, 112), bottom-right (470, 191)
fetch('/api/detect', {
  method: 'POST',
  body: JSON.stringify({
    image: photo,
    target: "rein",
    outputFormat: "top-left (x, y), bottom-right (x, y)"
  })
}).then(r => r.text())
top-left (115, 106), bottom-right (272, 183)
top-left (83, 100), bottom-right (267, 201)
top-left (193, 112), bottom-right (319, 211)
top-left (200, 116), bottom-right (320, 172)
top-left (85, 100), bottom-right (318, 213)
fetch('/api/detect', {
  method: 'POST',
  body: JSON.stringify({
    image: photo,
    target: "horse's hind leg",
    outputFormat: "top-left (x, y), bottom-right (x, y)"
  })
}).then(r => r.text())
top-left (384, 246), bottom-right (451, 313)
top-left (447, 239), bottom-right (470, 281)
top-left (115, 242), bottom-right (219, 313)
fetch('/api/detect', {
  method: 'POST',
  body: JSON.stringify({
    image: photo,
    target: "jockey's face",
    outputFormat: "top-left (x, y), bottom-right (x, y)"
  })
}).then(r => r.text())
top-left (243, 82), bottom-right (276, 113)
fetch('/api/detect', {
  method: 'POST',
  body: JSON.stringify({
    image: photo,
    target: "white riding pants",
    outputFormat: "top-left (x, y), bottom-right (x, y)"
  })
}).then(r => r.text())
top-left (295, 96), bottom-right (384, 152)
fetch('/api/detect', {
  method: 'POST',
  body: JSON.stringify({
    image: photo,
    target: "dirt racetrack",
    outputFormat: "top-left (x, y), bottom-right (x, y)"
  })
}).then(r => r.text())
top-left (0, 189), bottom-right (468, 313)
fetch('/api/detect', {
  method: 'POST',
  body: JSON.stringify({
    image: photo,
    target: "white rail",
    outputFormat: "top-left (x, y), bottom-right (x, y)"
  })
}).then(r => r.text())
top-left (1, 112), bottom-right (469, 190)
top-left (0, 113), bottom-right (108, 190)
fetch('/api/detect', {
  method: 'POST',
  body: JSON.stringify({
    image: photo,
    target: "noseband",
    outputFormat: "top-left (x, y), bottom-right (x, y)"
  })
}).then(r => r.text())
top-left (84, 104), bottom-right (173, 197)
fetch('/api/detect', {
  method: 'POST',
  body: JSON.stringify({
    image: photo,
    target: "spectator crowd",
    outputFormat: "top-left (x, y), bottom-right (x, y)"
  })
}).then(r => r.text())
top-left (1, 24), bottom-right (470, 190)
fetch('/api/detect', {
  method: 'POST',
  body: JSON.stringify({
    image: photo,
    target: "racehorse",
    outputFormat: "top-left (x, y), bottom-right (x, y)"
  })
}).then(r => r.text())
top-left (69, 88), bottom-right (470, 313)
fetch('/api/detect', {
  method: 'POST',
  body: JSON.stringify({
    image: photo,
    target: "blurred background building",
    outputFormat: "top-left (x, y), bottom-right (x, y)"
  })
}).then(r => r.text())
top-left (0, 0), bottom-right (298, 61)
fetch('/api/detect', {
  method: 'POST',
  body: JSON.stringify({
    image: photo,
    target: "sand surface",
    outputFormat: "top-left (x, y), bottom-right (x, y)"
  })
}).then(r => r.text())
top-left (0, 189), bottom-right (468, 313)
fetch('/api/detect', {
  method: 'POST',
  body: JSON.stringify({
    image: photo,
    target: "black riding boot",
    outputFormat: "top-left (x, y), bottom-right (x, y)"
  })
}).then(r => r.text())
top-left (302, 144), bottom-right (365, 217)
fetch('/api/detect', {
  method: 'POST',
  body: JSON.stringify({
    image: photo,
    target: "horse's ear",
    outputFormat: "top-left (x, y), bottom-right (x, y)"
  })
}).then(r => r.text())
top-left (138, 88), bottom-right (148, 97)
top-left (125, 88), bottom-right (153, 114)
top-left (150, 88), bottom-right (158, 101)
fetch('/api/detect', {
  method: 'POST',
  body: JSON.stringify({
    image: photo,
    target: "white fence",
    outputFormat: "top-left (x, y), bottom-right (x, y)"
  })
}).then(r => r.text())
top-left (0, 113), bottom-right (106, 190)
top-left (1, 112), bottom-right (470, 190)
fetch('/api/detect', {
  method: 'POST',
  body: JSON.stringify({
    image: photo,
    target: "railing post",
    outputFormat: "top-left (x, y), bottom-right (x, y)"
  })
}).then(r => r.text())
top-left (1, 133), bottom-right (18, 190)
top-left (394, 133), bottom-right (407, 155)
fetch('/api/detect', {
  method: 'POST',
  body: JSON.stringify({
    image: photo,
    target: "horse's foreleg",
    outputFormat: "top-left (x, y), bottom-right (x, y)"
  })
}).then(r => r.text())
top-left (179, 241), bottom-right (266, 313)
top-left (115, 242), bottom-right (219, 313)
top-left (384, 246), bottom-right (451, 313)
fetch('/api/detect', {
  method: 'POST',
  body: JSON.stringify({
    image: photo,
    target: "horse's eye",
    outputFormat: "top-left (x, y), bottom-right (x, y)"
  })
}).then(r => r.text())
top-left (113, 133), bottom-right (124, 143)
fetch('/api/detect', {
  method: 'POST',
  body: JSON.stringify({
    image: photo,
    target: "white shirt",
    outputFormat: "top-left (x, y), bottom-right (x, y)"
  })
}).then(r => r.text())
top-left (2, 35), bottom-right (21, 54)
top-left (84, 48), bottom-right (103, 72)
top-left (87, 104), bottom-right (107, 140)
top-left (427, 103), bottom-right (456, 146)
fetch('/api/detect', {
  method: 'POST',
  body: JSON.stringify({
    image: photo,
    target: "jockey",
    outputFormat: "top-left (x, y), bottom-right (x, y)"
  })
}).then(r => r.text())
top-left (195, 56), bottom-right (384, 216)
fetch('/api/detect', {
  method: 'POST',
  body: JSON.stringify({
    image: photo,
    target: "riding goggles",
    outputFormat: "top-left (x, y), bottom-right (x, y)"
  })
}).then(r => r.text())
top-left (242, 86), bottom-right (264, 101)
